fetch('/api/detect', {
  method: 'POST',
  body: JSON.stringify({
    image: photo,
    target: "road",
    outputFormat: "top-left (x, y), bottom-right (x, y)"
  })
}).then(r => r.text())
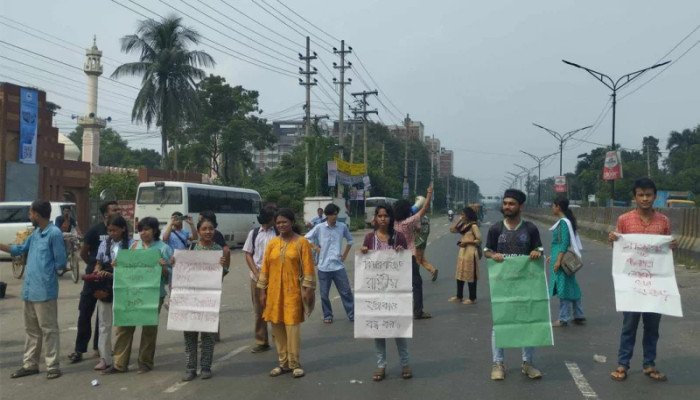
top-left (1, 210), bottom-right (699, 400)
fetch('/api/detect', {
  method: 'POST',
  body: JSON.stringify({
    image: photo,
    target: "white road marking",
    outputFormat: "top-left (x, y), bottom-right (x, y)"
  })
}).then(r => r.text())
top-left (565, 361), bottom-right (599, 400)
top-left (163, 345), bottom-right (248, 393)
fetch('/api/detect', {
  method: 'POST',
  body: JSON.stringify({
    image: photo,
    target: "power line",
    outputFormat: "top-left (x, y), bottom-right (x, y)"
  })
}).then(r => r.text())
top-left (274, 0), bottom-right (340, 43)
top-left (218, 0), bottom-right (300, 49)
top-left (352, 50), bottom-right (404, 118)
top-left (259, 0), bottom-right (335, 49)
top-left (250, 0), bottom-right (306, 40)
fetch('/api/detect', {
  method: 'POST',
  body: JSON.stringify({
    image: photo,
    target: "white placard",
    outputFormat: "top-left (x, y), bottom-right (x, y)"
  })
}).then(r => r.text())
top-left (612, 234), bottom-right (683, 317)
top-left (354, 249), bottom-right (413, 338)
top-left (167, 250), bottom-right (224, 332)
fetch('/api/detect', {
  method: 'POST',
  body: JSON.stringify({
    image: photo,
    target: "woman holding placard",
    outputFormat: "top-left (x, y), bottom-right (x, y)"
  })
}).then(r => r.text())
top-left (548, 196), bottom-right (585, 327)
top-left (360, 205), bottom-right (412, 381)
top-left (90, 215), bottom-right (132, 371)
top-left (258, 209), bottom-right (316, 378)
top-left (177, 218), bottom-right (226, 381)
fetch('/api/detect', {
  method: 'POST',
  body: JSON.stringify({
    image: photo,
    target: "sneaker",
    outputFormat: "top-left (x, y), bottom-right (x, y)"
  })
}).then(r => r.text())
top-left (521, 362), bottom-right (542, 379)
top-left (251, 344), bottom-right (271, 353)
top-left (181, 370), bottom-right (197, 382)
top-left (448, 296), bottom-right (462, 303)
top-left (200, 369), bottom-right (212, 379)
top-left (491, 363), bottom-right (505, 380)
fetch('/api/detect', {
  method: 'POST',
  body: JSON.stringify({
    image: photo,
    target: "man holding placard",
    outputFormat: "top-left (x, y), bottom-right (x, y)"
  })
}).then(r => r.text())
top-left (609, 178), bottom-right (679, 383)
top-left (484, 189), bottom-right (547, 381)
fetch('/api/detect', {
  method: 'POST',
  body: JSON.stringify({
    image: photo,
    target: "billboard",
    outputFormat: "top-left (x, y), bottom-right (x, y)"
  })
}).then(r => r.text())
top-left (603, 151), bottom-right (623, 180)
top-left (19, 88), bottom-right (38, 164)
top-left (554, 176), bottom-right (567, 193)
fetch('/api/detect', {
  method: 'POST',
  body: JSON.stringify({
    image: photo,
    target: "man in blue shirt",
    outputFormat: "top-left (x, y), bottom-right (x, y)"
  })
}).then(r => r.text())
top-left (0, 201), bottom-right (66, 380)
top-left (305, 203), bottom-right (354, 323)
top-left (162, 211), bottom-right (197, 250)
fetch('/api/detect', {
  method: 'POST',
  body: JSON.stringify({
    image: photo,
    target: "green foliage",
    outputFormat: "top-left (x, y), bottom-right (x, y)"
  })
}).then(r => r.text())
top-left (68, 126), bottom-right (162, 168)
top-left (112, 15), bottom-right (215, 165)
top-left (90, 171), bottom-right (138, 200)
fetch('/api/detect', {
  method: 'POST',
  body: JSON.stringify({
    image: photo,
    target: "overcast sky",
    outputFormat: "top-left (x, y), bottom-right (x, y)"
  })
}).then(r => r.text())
top-left (2, 0), bottom-right (699, 195)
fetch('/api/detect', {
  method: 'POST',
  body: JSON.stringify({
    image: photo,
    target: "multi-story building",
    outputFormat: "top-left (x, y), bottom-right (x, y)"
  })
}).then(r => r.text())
top-left (250, 120), bottom-right (304, 171)
top-left (439, 147), bottom-right (454, 178)
top-left (388, 120), bottom-right (425, 141)
top-left (424, 136), bottom-right (440, 154)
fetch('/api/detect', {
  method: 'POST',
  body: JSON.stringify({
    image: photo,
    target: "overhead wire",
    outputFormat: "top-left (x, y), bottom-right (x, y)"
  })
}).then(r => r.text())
top-left (259, 0), bottom-right (335, 49)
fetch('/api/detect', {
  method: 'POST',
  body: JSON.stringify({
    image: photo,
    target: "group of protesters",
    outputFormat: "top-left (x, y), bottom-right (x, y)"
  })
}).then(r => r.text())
top-left (2, 176), bottom-right (677, 385)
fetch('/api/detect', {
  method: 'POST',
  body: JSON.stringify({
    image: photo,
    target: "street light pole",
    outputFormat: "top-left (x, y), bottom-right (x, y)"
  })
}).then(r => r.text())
top-left (532, 123), bottom-right (593, 175)
top-left (520, 150), bottom-right (557, 206)
top-left (562, 59), bottom-right (670, 203)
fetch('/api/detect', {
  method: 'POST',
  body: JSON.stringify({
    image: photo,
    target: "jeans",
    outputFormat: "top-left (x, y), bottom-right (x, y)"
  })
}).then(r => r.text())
top-left (491, 329), bottom-right (533, 364)
top-left (617, 312), bottom-right (662, 369)
top-left (375, 338), bottom-right (409, 368)
top-left (411, 256), bottom-right (424, 317)
top-left (318, 269), bottom-right (354, 321)
top-left (558, 299), bottom-right (584, 323)
top-left (75, 290), bottom-right (99, 353)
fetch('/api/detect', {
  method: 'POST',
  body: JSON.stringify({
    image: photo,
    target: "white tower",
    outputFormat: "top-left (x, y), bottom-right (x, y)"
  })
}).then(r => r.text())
top-left (79, 36), bottom-right (106, 166)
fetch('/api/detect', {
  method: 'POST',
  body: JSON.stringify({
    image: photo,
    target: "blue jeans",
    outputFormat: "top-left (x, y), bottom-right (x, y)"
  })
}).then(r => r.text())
top-left (617, 312), bottom-right (662, 369)
top-left (491, 329), bottom-right (534, 364)
top-left (374, 338), bottom-right (409, 368)
top-left (318, 269), bottom-right (354, 321)
top-left (559, 299), bottom-right (584, 323)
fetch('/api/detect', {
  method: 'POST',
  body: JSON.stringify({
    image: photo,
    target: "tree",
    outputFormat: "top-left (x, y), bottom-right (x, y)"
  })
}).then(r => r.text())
top-left (178, 75), bottom-right (276, 184)
top-left (90, 171), bottom-right (139, 200)
top-left (68, 126), bottom-right (162, 168)
top-left (111, 15), bottom-right (215, 166)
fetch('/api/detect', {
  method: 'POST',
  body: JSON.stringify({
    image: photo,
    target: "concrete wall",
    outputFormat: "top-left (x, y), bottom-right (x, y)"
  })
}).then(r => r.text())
top-left (524, 207), bottom-right (699, 266)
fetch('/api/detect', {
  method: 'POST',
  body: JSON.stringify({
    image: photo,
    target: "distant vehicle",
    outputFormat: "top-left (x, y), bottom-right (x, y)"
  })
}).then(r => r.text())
top-left (134, 181), bottom-right (261, 247)
top-left (0, 201), bottom-right (76, 259)
top-left (364, 197), bottom-right (398, 226)
top-left (304, 197), bottom-right (350, 227)
top-left (653, 190), bottom-right (694, 208)
top-left (666, 199), bottom-right (695, 208)
top-left (482, 195), bottom-right (502, 209)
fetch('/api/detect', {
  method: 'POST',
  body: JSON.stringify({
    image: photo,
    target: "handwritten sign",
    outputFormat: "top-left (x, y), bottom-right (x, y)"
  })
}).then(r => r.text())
top-left (488, 256), bottom-right (554, 348)
top-left (612, 234), bottom-right (682, 317)
top-left (113, 249), bottom-right (162, 326)
top-left (167, 250), bottom-right (224, 332)
top-left (354, 250), bottom-right (413, 338)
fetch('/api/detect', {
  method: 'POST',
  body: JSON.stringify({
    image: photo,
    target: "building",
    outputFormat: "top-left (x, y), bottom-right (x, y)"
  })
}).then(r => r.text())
top-left (79, 36), bottom-right (106, 166)
top-left (250, 120), bottom-right (304, 171)
top-left (439, 147), bottom-right (454, 178)
top-left (0, 82), bottom-right (91, 228)
top-left (388, 120), bottom-right (425, 141)
top-left (424, 136), bottom-right (440, 154)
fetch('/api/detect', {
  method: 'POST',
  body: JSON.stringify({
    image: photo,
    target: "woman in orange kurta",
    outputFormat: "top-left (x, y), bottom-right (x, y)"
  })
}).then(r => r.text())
top-left (258, 208), bottom-right (316, 378)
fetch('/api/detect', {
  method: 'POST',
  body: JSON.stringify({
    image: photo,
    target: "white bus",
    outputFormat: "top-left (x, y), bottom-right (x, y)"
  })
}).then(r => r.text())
top-left (364, 197), bottom-right (398, 226)
top-left (134, 181), bottom-right (261, 247)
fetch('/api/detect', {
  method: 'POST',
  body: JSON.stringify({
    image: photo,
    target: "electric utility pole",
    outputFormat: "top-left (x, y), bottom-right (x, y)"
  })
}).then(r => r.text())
top-left (532, 123), bottom-right (593, 175)
top-left (403, 114), bottom-right (411, 198)
top-left (333, 40), bottom-right (352, 160)
top-left (350, 90), bottom-right (378, 168)
top-left (520, 150), bottom-right (557, 206)
top-left (299, 36), bottom-right (317, 190)
top-left (562, 59), bottom-right (670, 203)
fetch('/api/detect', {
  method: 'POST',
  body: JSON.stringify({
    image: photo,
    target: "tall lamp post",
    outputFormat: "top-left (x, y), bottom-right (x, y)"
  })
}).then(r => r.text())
top-left (520, 150), bottom-right (557, 206)
top-left (532, 123), bottom-right (593, 176)
top-left (561, 59), bottom-right (671, 202)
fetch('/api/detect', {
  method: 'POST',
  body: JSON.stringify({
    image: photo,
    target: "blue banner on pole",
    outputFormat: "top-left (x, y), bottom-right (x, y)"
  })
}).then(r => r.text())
top-left (19, 88), bottom-right (38, 164)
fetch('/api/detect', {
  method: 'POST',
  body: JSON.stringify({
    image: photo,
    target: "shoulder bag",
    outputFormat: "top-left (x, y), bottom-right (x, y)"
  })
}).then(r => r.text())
top-left (558, 225), bottom-right (583, 276)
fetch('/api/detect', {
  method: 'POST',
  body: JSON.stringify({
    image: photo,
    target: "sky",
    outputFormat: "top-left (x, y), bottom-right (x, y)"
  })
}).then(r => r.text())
top-left (1, 0), bottom-right (699, 195)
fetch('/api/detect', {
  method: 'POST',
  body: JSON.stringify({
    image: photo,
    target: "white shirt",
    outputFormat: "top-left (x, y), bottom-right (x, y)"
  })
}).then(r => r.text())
top-left (242, 226), bottom-right (277, 280)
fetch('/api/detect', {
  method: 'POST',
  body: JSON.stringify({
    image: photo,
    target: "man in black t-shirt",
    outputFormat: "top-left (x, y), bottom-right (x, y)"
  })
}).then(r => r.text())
top-left (484, 189), bottom-right (544, 381)
top-left (68, 201), bottom-right (121, 364)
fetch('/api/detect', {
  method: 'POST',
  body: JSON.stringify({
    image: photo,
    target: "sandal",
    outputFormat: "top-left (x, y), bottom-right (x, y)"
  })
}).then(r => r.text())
top-left (292, 368), bottom-right (305, 378)
top-left (402, 366), bottom-right (413, 379)
top-left (372, 368), bottom-right (386, 381)
top-left (610, 366), bottom-right (628, 381)
top-left (462, 299), bottom-right (476, 305)
top-left (269, 366), bottom-right (291, 377)
top-left (323, 318), bottom-right (333, 324)
top-left (643, 366), bottom-right (667, 382)
top-left (67, 352), bottom-right (83, 364)
top-left (10, 367), bottom-right (39, 379)
top-left (46, 369), bottom-right (62, 380)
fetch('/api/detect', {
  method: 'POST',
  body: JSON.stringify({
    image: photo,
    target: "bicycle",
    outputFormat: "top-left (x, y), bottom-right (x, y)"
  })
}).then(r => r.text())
top-left (58, 233), bottom-right (81, 283)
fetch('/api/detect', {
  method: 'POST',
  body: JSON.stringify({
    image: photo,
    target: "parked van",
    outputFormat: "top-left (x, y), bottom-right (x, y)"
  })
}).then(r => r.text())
top-left (0, 201), bottom-right (76, 258)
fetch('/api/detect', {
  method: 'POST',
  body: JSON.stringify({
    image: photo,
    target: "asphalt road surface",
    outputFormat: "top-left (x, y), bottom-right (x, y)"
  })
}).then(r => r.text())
top-left (1, 210), bottom-right (698, 400)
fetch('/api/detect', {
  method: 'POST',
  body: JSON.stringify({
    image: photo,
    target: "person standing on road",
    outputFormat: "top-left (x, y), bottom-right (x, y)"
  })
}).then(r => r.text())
top-left (360, 205), bottom-right (413, 381)
top-left (393, 185), bottom-right (433, 320)
top-left (484, 189), bottom-right (544, 381)
top-left (305, 203), bottom-right (354, 324)
top-left (258, 209), bottom-right (316, 378)
top-left (449, 206), bottom-right (482, 304)
top-left (548, 196), bottom-right (585, 327)
top-left (163, 211), bottom-right (197, 250)
top-left (1, 201), bottom-right (66, 379)
top-left (90, 215), bottom-right (132, 371)
top-left (413, 196), bottom-right (438, 282)
top-left (242, 206), bottom-right (278, 353)
top-left (69, 201), bottom-right (121, 364)
top-left (609, 178), bottom-right (677, 382)
top-left (103, 217), bottom-right (172, 375)
top-left (179, 218), bottom-right (227, 381)
top-left (306, 207), bottom-right (325, 228)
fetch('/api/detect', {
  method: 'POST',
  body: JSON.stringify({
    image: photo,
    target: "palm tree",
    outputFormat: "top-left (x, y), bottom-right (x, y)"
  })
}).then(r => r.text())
top-left (111, 15), bottom-right (215, 167)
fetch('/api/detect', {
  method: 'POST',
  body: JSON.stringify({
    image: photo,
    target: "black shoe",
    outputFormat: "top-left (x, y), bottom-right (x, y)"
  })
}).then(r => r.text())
top-left (67, 352), bottom-right (83, 364)
top-left (251, 344), bottom-right (271, 353)
top-left (182, 370), bottom-right (197, 381)
top-left (573, 318), bottom-right (587, 325)
top-left (414, 312), bottom-right (432, 320)
top-left (11, 367), bottom-right (39, 379)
